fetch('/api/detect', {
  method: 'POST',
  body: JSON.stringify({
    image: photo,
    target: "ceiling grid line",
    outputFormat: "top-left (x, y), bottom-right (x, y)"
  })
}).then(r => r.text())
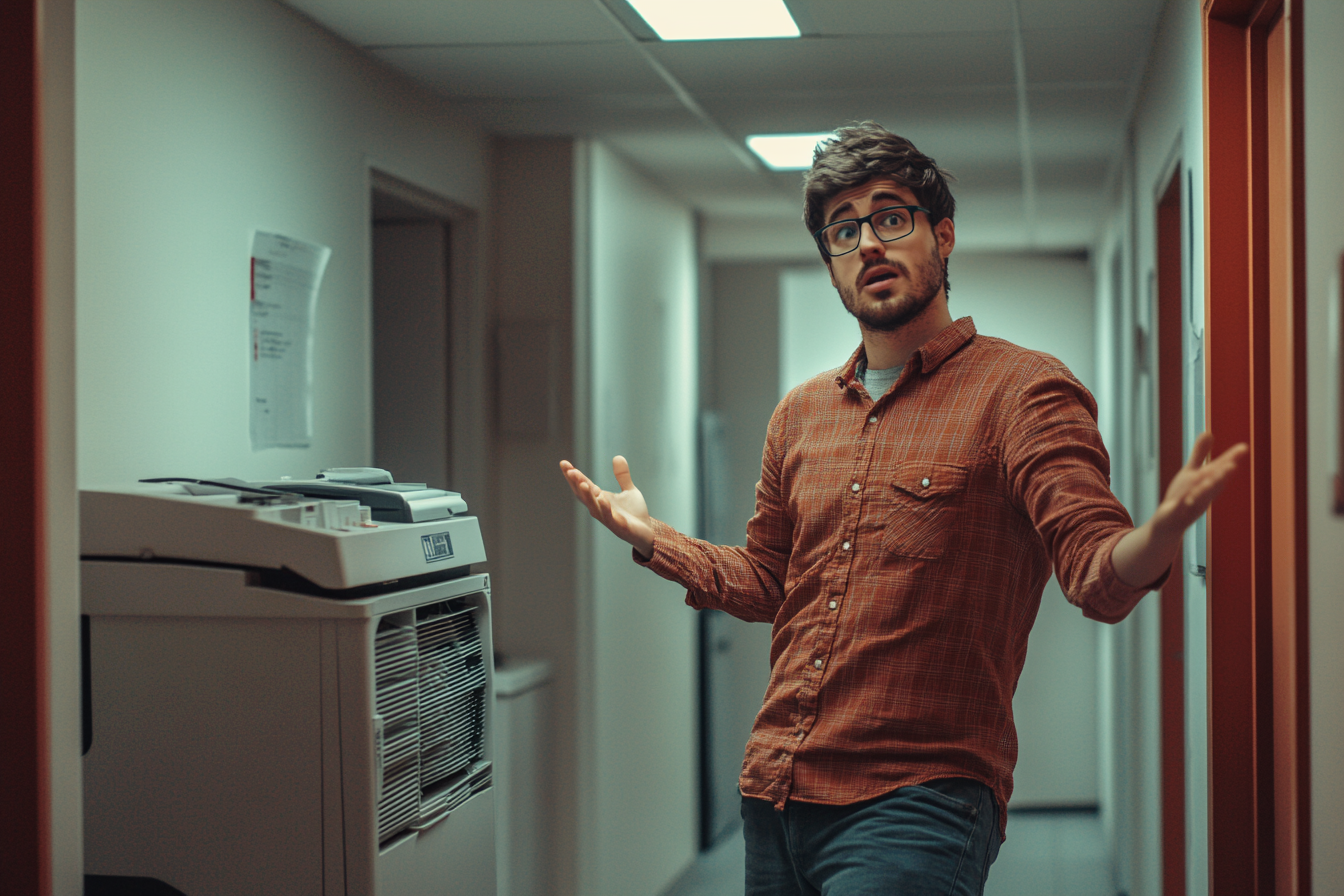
top-left (591, 0), bottom-right (768, 179)
top-left (1097, 15), bottom-right (1161, 214)
top-left (1008, 0), bottom-right (1038, 244)
top-left (281, 0), bottom-right (1170, 256)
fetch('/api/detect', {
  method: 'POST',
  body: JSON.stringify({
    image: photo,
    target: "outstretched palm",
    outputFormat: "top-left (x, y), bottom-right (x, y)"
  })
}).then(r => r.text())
top-left (560, 455), bottom-right (655, 558)
top-left (1112, 430), bottom-right (1249, 587)
top-left (1152, 431), bottom-right (1249, 538)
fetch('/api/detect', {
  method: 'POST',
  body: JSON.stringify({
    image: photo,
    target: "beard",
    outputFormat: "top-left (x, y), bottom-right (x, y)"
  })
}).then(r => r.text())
top-left (837, 243), bottom-right (946, 333)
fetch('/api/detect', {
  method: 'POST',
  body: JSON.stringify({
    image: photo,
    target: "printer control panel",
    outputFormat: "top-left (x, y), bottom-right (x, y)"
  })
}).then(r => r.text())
top-left (81, 478), bottom-right (487, 590)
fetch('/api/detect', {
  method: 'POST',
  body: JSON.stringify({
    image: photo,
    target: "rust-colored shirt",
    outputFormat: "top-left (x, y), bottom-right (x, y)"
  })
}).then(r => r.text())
top-left (638, 317), bottom-right (1161, 836)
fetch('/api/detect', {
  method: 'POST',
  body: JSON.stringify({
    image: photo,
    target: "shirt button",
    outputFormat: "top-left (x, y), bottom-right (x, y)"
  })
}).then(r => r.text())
top-left (842, 540), bottom-right (851, 551)
top-left (851, 482), bottom-right (861, 492)
top-left (828, 600), bottom-right (838, 610)
top-left (868, 416), bottom-right (877, 424)
top-left (814, 659), bottom-right (823, 669)
top-left (921, 477), bottom-right (931, 488)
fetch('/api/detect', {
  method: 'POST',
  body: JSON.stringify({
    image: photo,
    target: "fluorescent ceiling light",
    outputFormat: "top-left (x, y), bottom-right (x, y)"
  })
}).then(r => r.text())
top-left (627, 0), bottom-right (800, 41)
top-left (746, 133), bottom-right (830, 170)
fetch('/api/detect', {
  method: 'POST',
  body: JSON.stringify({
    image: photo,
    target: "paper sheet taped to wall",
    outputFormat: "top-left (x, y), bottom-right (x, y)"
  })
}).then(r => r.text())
top-left (250, 231), bottom-right (330, 450)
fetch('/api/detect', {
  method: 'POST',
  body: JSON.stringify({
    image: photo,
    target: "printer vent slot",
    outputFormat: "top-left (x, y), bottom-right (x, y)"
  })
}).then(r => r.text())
top-left (374, 597), bottom-right (491, 845)
top-left (374, 622), bottom-right (420, 842)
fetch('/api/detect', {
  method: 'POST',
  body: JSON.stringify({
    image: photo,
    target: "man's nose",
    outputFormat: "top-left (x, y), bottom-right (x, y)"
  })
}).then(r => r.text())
top-left (857, 221), bottom-right (886, 258)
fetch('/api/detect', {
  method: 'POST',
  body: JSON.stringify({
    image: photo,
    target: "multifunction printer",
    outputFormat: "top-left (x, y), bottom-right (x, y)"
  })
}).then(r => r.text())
top-left (81, 471), bottom-right (496, 896)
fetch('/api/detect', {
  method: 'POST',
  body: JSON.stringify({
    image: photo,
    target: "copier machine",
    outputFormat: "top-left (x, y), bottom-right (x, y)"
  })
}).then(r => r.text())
top-left (81, 470), bottom-right (496, 896)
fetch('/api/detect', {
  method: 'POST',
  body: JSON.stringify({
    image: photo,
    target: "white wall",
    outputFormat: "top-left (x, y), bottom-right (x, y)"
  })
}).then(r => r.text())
top-left (1304, 3), bottom-right (1344, 891)
top-left (487, 137), bottom-right (701, 896)
top-left (779, 266), bottom-right (861, 396)
top-left (949, 252), bottom-right (1097, 387)
top-left (578, 142), bottom-right (700, 896)
top-left (1092, 0), bottom-right (1206, 892)
top-left (75, 0), bottom-right (489, 487)
top-left (779, 252), bottom-right (1096, 389)
top-left (489, 136), bottom-right (580, 896)
top-left (710, 263), bottom-right (785, 542)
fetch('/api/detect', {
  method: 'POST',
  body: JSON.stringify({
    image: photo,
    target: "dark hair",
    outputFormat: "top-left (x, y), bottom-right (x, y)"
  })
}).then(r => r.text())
top-left (802, 122), bottom-right (956, 244)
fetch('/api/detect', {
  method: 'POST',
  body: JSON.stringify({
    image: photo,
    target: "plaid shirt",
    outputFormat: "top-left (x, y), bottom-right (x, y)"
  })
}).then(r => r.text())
top-left (638, 317), bottom-right (1161, 835)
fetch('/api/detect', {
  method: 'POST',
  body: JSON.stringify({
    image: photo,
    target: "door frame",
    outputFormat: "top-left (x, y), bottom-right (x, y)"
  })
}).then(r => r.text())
top-left (0, 2), bottom-right (50, 893)
top-left (368, 166), bottom-right (485, 502)
top-left (1202, 0), bottom-right (1310, 892)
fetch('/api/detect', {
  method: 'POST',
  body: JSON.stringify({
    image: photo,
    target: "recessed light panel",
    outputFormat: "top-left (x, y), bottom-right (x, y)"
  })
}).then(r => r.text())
top-left (746, 133), bottom-right (831, 170)
top-left (627, 0), bottom-right (800, 41)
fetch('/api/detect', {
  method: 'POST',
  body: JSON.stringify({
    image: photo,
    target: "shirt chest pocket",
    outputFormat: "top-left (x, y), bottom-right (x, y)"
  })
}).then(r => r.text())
top-left (880, 462), bottom-right (971, 560)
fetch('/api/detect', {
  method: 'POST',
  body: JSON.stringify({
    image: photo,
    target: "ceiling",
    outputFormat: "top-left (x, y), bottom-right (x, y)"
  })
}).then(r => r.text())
top-left (282, 0), bottom-right (1166, 259)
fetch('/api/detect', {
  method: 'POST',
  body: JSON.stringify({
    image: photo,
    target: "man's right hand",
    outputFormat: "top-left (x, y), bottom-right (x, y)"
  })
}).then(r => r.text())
top-left (560, 456), bottom-right (655, 559)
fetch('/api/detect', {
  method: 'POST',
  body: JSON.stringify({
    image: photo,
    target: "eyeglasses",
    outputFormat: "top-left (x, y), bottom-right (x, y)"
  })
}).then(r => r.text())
top-left (813, 205), bottom-right (930, 257)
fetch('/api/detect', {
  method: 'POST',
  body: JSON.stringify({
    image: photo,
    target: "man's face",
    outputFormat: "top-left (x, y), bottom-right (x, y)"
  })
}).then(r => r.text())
top-left (820, 178), bottom-right (955, 333)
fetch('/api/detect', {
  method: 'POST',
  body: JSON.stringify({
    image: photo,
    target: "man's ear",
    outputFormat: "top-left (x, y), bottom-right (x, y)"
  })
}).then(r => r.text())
top-left (935, 217), bottom-right (956, 259)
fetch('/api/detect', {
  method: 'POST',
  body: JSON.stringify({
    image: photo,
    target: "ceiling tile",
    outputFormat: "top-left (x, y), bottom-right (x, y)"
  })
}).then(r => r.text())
top-left (1022, 28), bottom-right (1150, 82)
top-left (605, 130), bottom-right (754, 174)
top-left (791, 0), bottom-right (1013, 35)
top-left (1032, 157), bottom-right (1112, 192)
top-left (650, 32), bottom-right (1015, 94)
top-left (370, 42), bottom-right (663, 98)
top-left (703, 93), bottom-right (1023, 178)
top-left (951, 161), bottom-right (1024, 193)
top-left (457, 94), bottom-right (690, 135)
top-left (283, 0), bottom-right (620, 46)
top-left (604, 134), bottom-right (800, 206)
top-left (1027, 84), bottom-right (1129, 154)
top-left (1018, 0), bottom-right (1165, 32)
top-left (699, 85), bottom-right (1017, 142)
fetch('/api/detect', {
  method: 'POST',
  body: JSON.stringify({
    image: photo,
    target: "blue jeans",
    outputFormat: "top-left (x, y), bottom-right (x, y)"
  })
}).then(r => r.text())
top-left (741, 778), bottom-right (1001, 896)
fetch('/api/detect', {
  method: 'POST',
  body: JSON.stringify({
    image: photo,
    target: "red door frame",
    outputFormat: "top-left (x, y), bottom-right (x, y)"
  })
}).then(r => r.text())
top-left (1202, 0), bottom-right (1310, 893)
top-left (1263, 7), bottom-right (1311, 896)
top-left (0, 1), bottom-right (51, 893)
top-left (1156, 170), bottom-right (1186, 896)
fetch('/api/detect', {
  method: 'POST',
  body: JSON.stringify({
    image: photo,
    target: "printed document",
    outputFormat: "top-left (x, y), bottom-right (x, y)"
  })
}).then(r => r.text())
top-left (249, 231), bottom-right (330, 450)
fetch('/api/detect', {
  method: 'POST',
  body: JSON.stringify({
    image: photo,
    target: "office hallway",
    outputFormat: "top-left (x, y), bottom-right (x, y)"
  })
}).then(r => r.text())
top-left (662, 811), bottom-right (1113, 896)
top-left (12, 1), bottom-right (1341, 893)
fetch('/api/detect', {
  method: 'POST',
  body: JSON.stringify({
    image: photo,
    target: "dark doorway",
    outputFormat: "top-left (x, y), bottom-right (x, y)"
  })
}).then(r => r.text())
top-left (370, 171), bottom-right (457, 488)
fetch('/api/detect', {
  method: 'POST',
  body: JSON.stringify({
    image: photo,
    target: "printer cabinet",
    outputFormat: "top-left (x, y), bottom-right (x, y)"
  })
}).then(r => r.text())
top-left (82, 560), bottom-right (496, 896)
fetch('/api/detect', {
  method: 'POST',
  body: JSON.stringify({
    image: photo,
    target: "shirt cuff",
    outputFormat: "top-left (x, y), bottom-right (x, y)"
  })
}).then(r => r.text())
top-left (1083, 528), bottom-right (1172, 623)
top-left (631, 518), bottom-right (684, 579)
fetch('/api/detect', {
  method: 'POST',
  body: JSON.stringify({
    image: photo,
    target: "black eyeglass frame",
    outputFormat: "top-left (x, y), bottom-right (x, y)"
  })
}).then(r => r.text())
top-left (812, 204), bottom-right (932, 258)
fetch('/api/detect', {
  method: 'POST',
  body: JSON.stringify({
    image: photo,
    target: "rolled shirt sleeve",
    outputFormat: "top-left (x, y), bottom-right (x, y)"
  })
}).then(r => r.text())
top-left (1002, 360), bottom-right (1168, 622)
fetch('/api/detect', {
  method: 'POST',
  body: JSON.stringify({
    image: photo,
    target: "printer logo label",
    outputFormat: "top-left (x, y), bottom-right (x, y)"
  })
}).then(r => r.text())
top-left (421, 532), bottom-right (454, 563)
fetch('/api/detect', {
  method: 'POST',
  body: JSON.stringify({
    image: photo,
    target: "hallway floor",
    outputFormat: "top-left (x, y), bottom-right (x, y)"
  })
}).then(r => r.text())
top-left (660, 810), bottom-right (1114, 896)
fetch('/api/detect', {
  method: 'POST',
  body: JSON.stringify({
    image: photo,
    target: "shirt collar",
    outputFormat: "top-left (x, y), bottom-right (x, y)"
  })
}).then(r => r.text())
top-left (834, 316), bottom-right (978, 392)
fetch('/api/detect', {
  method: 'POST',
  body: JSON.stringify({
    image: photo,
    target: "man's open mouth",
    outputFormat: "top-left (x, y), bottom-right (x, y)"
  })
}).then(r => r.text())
top-left (860, 266), bottom-right (900, 289)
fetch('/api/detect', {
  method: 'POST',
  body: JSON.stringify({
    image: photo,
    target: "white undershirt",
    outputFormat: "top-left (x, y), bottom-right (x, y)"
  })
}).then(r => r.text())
top-left (858, 360), bottom-right (904, 402)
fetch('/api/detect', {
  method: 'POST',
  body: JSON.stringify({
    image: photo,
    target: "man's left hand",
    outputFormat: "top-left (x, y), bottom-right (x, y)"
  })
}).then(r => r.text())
top-left (1112, 431), bottom-right (1249, 588)
top-left (1152, 431), bottom-right (1249, 538)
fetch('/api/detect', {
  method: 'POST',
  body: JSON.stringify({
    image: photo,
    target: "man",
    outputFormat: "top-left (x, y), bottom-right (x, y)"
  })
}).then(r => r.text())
top-left (559, 123), bottom-right (1245, 895)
